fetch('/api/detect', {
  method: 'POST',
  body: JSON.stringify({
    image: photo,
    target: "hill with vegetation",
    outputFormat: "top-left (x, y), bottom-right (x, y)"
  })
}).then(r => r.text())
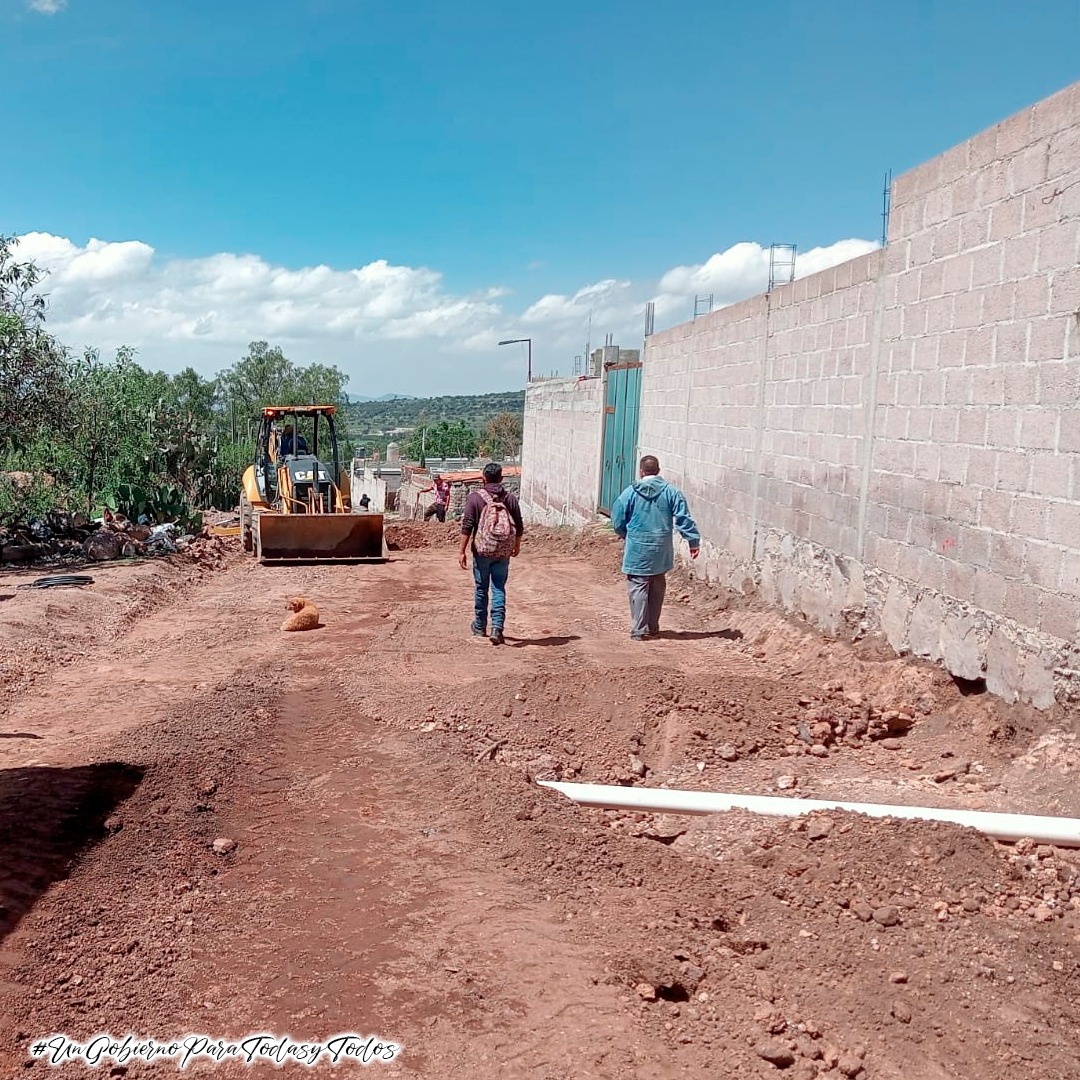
top-left (342, 391), bottom-right (525, 457)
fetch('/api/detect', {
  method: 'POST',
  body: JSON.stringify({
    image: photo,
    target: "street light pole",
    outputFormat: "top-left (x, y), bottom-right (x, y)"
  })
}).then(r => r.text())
top-left (498, 338), bottom-right (532, 383)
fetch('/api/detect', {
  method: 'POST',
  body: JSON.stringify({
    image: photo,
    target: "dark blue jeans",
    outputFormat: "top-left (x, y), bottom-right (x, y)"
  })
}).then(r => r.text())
top-left (472, 554), bottom-right (510, 633)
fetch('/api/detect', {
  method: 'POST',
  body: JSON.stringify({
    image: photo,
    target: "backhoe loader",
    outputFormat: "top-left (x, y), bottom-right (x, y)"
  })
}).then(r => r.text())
top-left (239, 405), bottom-right (387, 564)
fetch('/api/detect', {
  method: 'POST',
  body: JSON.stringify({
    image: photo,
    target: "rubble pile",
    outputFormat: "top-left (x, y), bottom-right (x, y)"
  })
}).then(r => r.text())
top-left (0, 509), bottom-right (222, 566)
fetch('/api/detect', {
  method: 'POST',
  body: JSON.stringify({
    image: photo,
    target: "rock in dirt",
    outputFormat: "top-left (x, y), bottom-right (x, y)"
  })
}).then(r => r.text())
top-left (212, 838), bottom-right (237, 856)
top-left (717, 744), bottom-right (739, 762)
top-left (837, 1053), bottom-right (864, 1077)
top-left (755, 1040), bottom-right (796, 1069)
top-left (629, 754), bottom-right (647, 778)
top-left (892, 999), bottom-right (913, 1024)
top-left (807, 818), bottom-right (834, 841)
top-left (776, 775), bottom-right (798, 791)
top-left (872, 905), bottom-right (901, 927)
top-left (636, 982), bottom-right (657, 1002)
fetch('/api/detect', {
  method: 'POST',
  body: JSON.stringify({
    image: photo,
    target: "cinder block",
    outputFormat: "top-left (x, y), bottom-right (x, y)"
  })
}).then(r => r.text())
top-left (1025, 540), bottom-right (1064, 590)
top-left (1031, 84), bottom-right (1080, 140)
top-left (971, 243), bottom-right (1004, 287)
top-left (989, 195), bottom-right (1025, 242)
top-left (973, 567), bottom-right (1009, 615)
top-left (1015, 275), bottom-right (1052, 319)
top-left (978, 487), bottom-right (1013, 531)
top-left (965, 329), bottom-right (997, 374)
top-left (1002, 366), bottom-right (1039, 406)
top-left (1009, 143), bottom-right (1051, 195)
top-left (1041, 591), bottom-right (1080, 643)
top-left (1006, 580), bottom-right (1042, 630)
top-left (942, 559), bottom-right (978, 605)
top-left (996, 450), bottom-right (1031, 493)
top-left (986, 408), bottom-right (1020, 449)
top-left (996, 109), bottom-right (1036, 158)
top-left (1060, 411), bottom-right (1080, 453)
top-left (1019, 409), bottom-right (1059, 451)
top-left (1030, 318), bottom-right (1069, 365)
top-left (1030, 452), bottom-right (1073, 499)
top-left (983, 281), bottom-right (1018, 325)
top-left (948, 484), bottom-right (980, 524)
top-left (959, 207), bottom-right (992, 251)
top-left (1039, 360), bottom-right (1079, 406)
top-left (952, 288), bottom-right (984, 330)
top-left (994, 322), bottom-right (1027, 365)
top-left (976, 161), bottom-right (1009, 207)
top-left (1049, 266), bottom-right (1080, 315)
top-left (1049, 500), bottom-right (1080, 547)
top-left (930, 219), bottom-right (962, 262)
top-left (997, 233), bottom-right (1041, 278)
top-left (1060, 550), bottom-right (1080, 598)
top-left (1038, 220), bottom-right (1080, 273)
top-left (990, 531), bottom-right (1027, 576)
top-left (1047, 123), bottom-right (1080, 183)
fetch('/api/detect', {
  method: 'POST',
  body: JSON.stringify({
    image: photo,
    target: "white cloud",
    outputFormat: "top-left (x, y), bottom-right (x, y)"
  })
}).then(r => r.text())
top-left (28, 0), bottom-right (67, 13)
top-left (12, 232), bottom-right (877, 394)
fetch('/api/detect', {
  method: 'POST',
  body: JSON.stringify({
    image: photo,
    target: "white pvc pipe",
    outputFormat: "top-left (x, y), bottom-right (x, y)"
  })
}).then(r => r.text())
top-left (536, 780), bottom-right (1080, 848)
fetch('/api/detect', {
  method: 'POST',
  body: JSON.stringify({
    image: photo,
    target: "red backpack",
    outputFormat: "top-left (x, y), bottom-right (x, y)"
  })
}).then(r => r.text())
top-left (474, 490), bottom-right (516, 558)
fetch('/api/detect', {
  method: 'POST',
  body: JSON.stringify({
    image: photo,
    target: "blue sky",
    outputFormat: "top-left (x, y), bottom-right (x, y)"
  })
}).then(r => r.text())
top-left (2, 0), bottom-right (1078, 393)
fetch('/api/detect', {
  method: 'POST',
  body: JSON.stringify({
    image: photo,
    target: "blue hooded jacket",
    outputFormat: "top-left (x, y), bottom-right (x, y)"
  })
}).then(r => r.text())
top-left (611, 475), bottom-right (700, 576)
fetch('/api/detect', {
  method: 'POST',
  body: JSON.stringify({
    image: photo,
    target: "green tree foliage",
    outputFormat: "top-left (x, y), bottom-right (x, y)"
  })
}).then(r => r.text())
top-left (0, 236), bottom-right (354, 524)
top-left (403, 420), bottom-right (479, 461)
top-left (0, 235), bottom-right (77, 459)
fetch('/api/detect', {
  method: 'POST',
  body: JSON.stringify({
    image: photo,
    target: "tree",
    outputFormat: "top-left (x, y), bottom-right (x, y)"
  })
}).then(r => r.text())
top-left (404, 420), bottom-right (478, 461)
top-left (480, 411), bottom-right (523, 458)
top-left (0, 235), bottom-right (77, 458)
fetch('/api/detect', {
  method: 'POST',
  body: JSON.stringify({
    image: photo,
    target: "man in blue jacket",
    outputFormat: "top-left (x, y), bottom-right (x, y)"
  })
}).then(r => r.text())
top-left (611, 455), bottom-right (700, 641)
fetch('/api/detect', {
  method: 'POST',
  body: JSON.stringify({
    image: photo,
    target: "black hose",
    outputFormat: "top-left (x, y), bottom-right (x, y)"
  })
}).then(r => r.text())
top-left (17, 575), bottom-right (95, 590)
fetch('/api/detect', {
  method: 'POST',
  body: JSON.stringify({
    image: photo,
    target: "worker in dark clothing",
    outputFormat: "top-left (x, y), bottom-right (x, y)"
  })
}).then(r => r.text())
top-left (458, 463), bottom-right (523, 646)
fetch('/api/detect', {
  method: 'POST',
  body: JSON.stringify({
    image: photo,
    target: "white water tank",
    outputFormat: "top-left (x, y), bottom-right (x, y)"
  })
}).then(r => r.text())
top-left (386, 442), bottom-right (400, 464)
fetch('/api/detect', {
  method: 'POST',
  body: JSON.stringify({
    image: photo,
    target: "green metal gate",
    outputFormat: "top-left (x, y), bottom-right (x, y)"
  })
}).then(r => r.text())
top-left (598, 361), bottom-right (642, 515)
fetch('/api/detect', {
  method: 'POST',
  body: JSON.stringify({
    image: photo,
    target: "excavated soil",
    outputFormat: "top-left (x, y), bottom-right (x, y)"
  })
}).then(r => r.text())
top-left (0, 523), bottom-right (1078, 1079)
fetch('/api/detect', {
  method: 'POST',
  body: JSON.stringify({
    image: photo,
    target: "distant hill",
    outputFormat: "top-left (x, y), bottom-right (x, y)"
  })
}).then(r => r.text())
top-left (342, 390), bottom-right (525, 453)
top-left (343, 393), bottom-right (418, 404)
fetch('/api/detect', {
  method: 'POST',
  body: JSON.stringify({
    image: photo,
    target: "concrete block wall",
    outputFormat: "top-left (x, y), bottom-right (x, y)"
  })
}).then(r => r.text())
top-left (520, 377), bottom-right (604, 526)
top-left (861, 83), bottom-right (1080, 706)
top-left (521, 77), bottom-right (1080, 707)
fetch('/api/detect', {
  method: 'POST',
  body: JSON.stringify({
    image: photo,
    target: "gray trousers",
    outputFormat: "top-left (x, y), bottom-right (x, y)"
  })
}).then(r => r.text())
top-left (627, 573), bottom-right (667, 638)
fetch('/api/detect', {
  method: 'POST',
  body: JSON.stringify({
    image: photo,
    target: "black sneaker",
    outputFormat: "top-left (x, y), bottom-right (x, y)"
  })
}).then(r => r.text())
top-left (490, 629), bottom-right (505, 646)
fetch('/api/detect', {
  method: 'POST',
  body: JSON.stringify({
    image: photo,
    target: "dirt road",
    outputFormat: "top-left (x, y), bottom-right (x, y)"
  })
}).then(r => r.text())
top-left (1, 527), bottom-right (1079, 1079)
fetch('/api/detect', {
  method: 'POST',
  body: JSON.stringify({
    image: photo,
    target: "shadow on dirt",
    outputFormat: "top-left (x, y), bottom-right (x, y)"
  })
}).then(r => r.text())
top-left (655, 629), bottom-right (744, 642)
top-left (507, 635), bottom-right (581, 647)
top-left (0, 733), bottom-right (42, 740)
top-left (0, 762), bottom-right (144, 944)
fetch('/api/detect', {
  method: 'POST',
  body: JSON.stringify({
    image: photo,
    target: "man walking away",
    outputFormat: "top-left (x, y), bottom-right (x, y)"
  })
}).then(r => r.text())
top-left (611, 455), bottom-right (700, 641)
top-left (459, 462), bottom-right (523, 645)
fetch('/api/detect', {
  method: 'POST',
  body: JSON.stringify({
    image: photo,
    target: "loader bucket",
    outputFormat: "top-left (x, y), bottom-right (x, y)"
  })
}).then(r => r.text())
top-left (255, 512), bottom-right (388, 564)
